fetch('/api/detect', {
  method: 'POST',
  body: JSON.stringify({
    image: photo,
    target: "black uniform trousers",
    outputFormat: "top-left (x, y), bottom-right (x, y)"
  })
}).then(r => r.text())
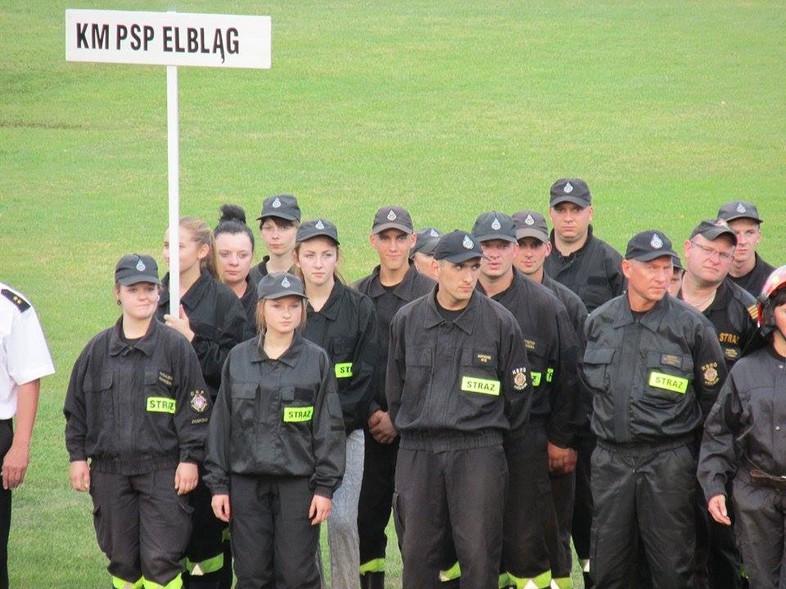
top-left (503, 420), bottom-right (555, 586)
top-left (358, 430), bottom-right (399, 573)
top-left (591, 439), bottom-right (697, 589)
top-left (548, 469), bottom-right (576, 584)
top-left (694, 481), bottom-right (744, 589)
top-left (229, 474), bottom-right (320, 589)
top-left (0, 420), bottom-right (12, 589)
top-left (184, 470), bottom-right (229, 588)
top-left (731, 471), bottom-right (786, 589)
top-left (572, 433), bottom-right (595, 572)
top-left (91, 467), bottom-right (192, 586)
top-left (395, 444), bottom-right (507, 589)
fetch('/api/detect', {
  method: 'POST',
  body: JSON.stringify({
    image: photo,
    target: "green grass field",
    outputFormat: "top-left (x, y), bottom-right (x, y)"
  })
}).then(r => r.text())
top-left (1, 0), bottom-right (784, 586)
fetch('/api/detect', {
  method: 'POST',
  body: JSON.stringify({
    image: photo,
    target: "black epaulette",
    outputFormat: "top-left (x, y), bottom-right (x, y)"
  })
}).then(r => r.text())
top-left (1, 289), bottom-right (31, 312)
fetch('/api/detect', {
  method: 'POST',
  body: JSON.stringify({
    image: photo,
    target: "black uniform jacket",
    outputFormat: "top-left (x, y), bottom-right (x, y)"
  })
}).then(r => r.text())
top-left (238, 274), bottom-right (259, 332)
top-left (699, 346), bottom-right (786, 500)
top-left (203, 333), bottom-right (346, 499)
top-left (64, 317), bottom-right (211, 475)
top-left (302, 281), bottom-right (378, 433)
top-left (353, 263), bottom-right (435, 415)
top-left (729, 253), bottom-right (775, 299)
top-left (680, 278), bottom-right (757, 369)
top-left (478, 271), bottom-right (582, 448)
top-left (582, 294), bottom-right (727, 444)
top-left (387, 287), bottom-right (532, 451)
top-left (158, 270), bottom-right (249, 399)
top-left (544, 225), bottom-right (626, 313)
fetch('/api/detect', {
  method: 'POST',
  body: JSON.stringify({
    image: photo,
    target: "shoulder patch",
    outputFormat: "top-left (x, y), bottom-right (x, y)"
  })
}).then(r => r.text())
top-left (1, 289), bottom-right (30, 312)
top-left (747, 304), bottom-right (757, 321)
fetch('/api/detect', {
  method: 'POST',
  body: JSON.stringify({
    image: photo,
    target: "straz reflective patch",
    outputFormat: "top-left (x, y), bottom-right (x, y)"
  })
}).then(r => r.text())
top-left (531, 371), bottom-right (542, 387)
top-left (648, 371), bottom-right (689, 394)
top-left (283, 406), bottom-right (314, 422)
top-left (147, 397), bottom-right (176, 413)
top-left (461, 376), bottom-right (500, 396)
top-left (335, 362), bottom-right (353, 379)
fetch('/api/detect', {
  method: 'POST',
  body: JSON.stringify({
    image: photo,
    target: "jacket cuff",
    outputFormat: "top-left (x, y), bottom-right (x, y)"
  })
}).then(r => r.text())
top-left (314, 485), bottom-right (334, 500)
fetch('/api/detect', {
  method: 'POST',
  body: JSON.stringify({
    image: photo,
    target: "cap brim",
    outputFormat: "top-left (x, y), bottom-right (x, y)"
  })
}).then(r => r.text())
top-left (118, 275), bottom-right (161, 286)
top-left (373, 222), bottom-right (413, 235)
top-left (628, 250), bottom-right (678, 263)
top-left (296, 231), bottom-right (340, 245)
top-left (259, 290), bottom-right (308, 301)
top-left (475, 233), bottom-right (517, 245)
top-left (436, 252), bottom-right (486, 263)
top-left (515, 228), bottom-right (549, 242)
top-left (257, 212), bottom-right (299, 222)
top-left (550, 196), bottom-right (590, 208)
top-left (719, 213), bottom-right (762, 223)
top-left (700, 227), bottom-right (738, 245)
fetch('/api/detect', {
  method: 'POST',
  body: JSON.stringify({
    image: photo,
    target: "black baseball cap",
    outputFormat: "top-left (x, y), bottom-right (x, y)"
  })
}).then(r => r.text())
top-left (410, 227), bottom-right (441, 258)
top-left (256, 271), bottom-right (307, 300)
top-left (550, 178), bottom-right (591, 208)
top-left (372, 206), bottom-right (414, 234)
top-left (433, 230), bottom-right (485, 263)
top-left (472, 212), bottom-right (517, 244)
top-left (624, 231), bottom-right (677, 262)
top-left (296, 219), bottom-right (340, 245)
top-left (689, 219), bottom-right (738, 246)
top-left (115, 254), bottom-right (161, 286)
top-left (257, 194), bottom-right (301, 222)
top-left (512, 210), bottom-right (549, 243)
top-left (717, 201), bottom-right (763, 224)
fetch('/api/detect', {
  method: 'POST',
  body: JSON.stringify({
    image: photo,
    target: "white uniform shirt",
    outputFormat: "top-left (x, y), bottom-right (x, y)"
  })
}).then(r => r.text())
top-left (0, 283), bottom-right (55, 419)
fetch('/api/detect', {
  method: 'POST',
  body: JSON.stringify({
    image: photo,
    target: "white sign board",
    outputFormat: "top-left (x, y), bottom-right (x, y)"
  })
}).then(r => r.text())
top-left (65, 9), bottom-right (271, 69)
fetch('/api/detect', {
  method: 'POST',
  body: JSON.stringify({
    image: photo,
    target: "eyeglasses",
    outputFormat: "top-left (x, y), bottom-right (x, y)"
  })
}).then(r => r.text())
top-left (690, 240), bottom-right (734, 262)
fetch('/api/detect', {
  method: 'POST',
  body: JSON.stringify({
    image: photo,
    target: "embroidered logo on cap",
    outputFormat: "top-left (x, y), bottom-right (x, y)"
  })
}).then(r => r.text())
top-left (491, 218), bottom-right (501, 230)
top-left (136, 259), bottom-right (146, 271)
top-left (563, 181), bottom-right (574, 194)
top-left (387, 210), bottom-right (397, 221)
top-left (462, 235), bottom-right (474, 249)
top-left (525, 214), bottom-right (535, 226)
top-left (315, 220), bottom-right (325, 230)
top-left (272, 197), bottom-right (282, 208)
top-left (736, 202), bottom-right (746, 213)
top-left (281, 277), bottom-right (291, 288)
top-left (650, 233), bottom-right (663, 249)
top-left (430, 229), bottom-right (439, 237)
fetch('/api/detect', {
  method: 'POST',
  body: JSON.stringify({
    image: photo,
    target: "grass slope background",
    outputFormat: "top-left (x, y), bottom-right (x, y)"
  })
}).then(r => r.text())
top-left (1, 1), bottom-right (784, 586)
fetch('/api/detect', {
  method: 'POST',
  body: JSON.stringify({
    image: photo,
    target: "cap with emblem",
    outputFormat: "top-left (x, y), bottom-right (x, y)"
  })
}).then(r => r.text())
top-left (433, 230), bottom-right (485, 263)
top-left (512, 210), bottom-right (549, 243)
top-left (256, 194), bottom-right (301, 223)
top-left (717, 201), bottom-right (763, 224)
top-left (672, 255), bottom-right (684, 271)
top-left (624, 230), bottom-right (677, 262)
top-left (372, 206), bottom-right (413, 234)
top-left (296, 219), bottom-right (340, 245)
top-left (410, 227), bottom-right (442, 258)
top-left (115, 254), bottom-right (161, 286)
top-left (256, 271), bottom-right (307, 300)
top-left (689, 219), bottom-right (738, 246)
top-left (549, 178), bottom-right (591, 208)
top-left (472, 212), bottom-right (517, 244)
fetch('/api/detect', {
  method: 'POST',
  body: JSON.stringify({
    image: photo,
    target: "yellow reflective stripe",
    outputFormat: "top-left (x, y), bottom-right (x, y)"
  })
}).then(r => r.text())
top-left (143, 573), bottom-right (183, 589)
top-left (221, 527), bottom-right (231, 543)
top-left (507, 569), bottom-right (552, 588)
top-left (648, 371), bottom-right (689, 394)
top-left (112, 577), bottom-right (143, 589)
top-left (359, 557), bottom-right (386, 574)
top-left (546, 367), bottom-right (554, 383)
top-left (335, 362), bottom-right (353, 378)
top-left (283, 406), bottom-right (314, 422)
top-left (439, 561), bottom-right (461, 581)
top-left (146, 397), bottom-right (176, 414)
top-left (551, 577), bottom-right (574, 589)
top-left (460, 376), bottom-right (500, 395)
top-left (184, 552), bottom-right (224, 575)
top-left (498, 572), bottom-right (510, 588)
top-left (531, 371), bottom-right (542, 387)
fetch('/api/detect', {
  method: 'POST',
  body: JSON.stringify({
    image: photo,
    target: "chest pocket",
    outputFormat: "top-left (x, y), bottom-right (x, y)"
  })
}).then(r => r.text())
top-left (281, 386), bottom-right (315, 424)
top-left (460, 348), bottom-right (500, 397)
top-left (86, 373), bottom-right (114, 419)
top-left (144, 369), bottom-right (175, 415)
top-left (523, 337), bottom-right (548, 388)
top-left (582, 347), bottom-right (616, 392)
top-left (231, 382), bottom-right (260, 427)
top-left (644, 351), bottom-right (694, 401)
top-left (330, 337), bottom-right (355, 379)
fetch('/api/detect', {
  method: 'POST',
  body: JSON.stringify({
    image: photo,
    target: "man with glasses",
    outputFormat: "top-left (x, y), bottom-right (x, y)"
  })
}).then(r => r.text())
top-left (716, 201), bottom-right (775, 298)
top-left (679, 219), bottom-right (757, 589)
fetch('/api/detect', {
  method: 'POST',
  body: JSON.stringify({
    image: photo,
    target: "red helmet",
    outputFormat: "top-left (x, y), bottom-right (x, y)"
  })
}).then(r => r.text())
top-left (757, 265), bottom-right (786, 330)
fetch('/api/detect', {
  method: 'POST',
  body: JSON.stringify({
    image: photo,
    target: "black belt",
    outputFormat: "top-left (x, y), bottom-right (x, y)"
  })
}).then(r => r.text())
top-left (744, 456), bottom-right (786, 490)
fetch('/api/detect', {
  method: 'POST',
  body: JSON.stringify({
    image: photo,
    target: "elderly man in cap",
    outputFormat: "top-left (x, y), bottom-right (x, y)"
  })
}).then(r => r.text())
top-left (387, 230), bottom-right (531, 589)
top-left (582, 230), bottom-right (726, 588)
top-left (409, 227), bottom-right (442, 279)
top-left (717, 200), bottom-right (775, 297)
top-left (353, 206), bottom-right (434, 589)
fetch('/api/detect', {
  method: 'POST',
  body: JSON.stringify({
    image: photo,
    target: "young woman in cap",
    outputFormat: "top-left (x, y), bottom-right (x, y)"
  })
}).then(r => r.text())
top-left (215, 204), bottom-right (258, 329)
top-left (65, 254), bottom-right (211, 589)
top-left (294, 219), bottom-right (379, 588)
top-left (158, 216), bottom-right (248, 589)
top-left (204, 271), bottom-right (345, 588)
top-left (248, 194), bottom-right (301, 285)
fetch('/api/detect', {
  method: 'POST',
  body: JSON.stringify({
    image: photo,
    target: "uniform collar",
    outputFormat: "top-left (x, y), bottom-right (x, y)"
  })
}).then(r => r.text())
top-left (307, 281), bottom-right (344, 321)
top-left (365, 263), bottom-right (427, 299)
top-left (109, 316), bottom-right (159, 357)
top-left (250, 331), bottom-right (305, 367)
top-left (423, 286), bottom-right (478, 334)
top-left (159, 269), bottom-right (213, 312)
top-left (612, 293), bottom-right (670, 331)
top-left (549, 224), bottom-right (595, 261)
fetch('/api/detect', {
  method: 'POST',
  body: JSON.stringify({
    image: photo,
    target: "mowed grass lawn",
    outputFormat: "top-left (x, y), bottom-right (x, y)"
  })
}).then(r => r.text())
top-left (1, 1), bottom-right (784, 586)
